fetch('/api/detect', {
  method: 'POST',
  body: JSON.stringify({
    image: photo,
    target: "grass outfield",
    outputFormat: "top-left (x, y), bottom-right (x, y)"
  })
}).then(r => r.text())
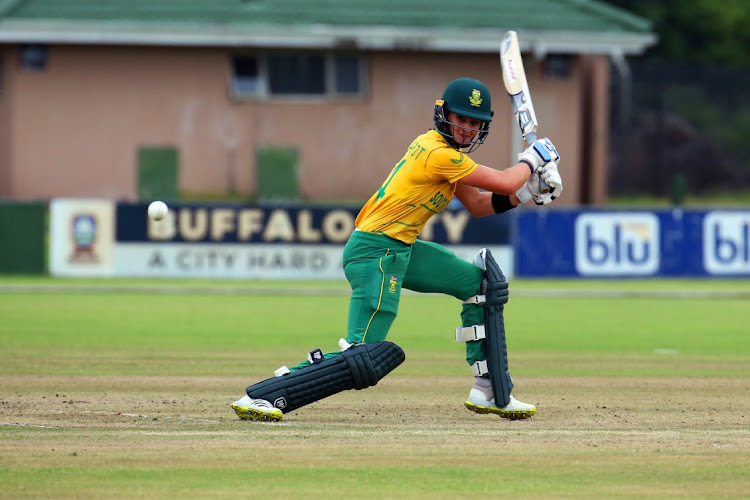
top-left (1, 277), bottom-right (749, 499)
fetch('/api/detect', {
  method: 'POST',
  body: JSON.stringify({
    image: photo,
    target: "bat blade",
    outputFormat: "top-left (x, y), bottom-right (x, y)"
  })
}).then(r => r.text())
top-left (500, 30), bottom-right (549, 193)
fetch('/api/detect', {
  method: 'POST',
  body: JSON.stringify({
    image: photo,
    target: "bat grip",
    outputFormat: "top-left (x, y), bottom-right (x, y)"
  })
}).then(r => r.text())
top-left (525, 133), bottom-right (550, 194)
top-left (538, 174), bottom-right (550, 194)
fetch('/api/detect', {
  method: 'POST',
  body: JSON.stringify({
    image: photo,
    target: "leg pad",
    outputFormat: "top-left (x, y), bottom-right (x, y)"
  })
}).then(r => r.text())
top-left (246, 341), bottom-right (405, 413)
top-left (482, 249), bottom-right (513, 407)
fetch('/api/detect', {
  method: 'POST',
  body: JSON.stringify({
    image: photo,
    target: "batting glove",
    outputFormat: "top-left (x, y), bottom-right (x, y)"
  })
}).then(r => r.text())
top-left (519, 137), bottom-right (560, 172)
top-left (539, 160), bottom-right (563, 195)
top-left (516, 161), bottom-right (563, 205)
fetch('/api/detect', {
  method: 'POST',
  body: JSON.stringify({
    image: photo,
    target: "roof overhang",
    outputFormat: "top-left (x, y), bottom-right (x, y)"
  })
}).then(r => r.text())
top-left (0, 21), bottom-right (657, 56)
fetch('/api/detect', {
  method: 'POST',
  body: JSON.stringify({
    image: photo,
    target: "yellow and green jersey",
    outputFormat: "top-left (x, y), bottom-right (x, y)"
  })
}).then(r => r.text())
top-left (355, 130), bottom-right (477, 244)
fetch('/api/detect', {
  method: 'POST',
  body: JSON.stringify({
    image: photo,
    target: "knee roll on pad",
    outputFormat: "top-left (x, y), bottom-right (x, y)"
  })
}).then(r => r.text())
top-left (246, 341), bottom-right (405, 414)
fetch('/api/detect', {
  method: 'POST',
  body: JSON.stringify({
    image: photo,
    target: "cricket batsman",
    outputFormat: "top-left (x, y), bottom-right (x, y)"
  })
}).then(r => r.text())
top-left (232, 77), bottom-right (563, 421)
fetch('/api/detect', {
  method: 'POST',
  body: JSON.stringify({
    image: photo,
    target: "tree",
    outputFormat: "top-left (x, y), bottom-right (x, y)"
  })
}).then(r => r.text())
top-left (605, 0), bottom-right (750, 195)
top-left (606, 0), bottom-right (750, 67)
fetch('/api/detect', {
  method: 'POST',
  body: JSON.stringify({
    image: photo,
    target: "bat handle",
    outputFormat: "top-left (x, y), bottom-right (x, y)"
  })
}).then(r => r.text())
top-left (525, 133), bottom-right (550, 194)
top-left (538, 174), bottom-right (550, 194)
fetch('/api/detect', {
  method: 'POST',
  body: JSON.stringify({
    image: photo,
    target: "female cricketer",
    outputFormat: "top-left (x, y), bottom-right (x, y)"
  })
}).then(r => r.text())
top-left (233, 77), bottom-right (563, 421)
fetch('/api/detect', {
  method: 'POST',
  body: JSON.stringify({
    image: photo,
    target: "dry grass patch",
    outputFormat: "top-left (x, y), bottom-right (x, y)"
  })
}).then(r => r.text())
top-left (1, 373), bottom-right (748, 499)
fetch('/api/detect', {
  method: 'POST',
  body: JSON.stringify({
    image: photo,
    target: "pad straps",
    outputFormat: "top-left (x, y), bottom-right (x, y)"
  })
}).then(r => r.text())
top-left (455, 324), bottom-right (486, 342)
top-left (471, 360), bottom-right (488, 377)
top-left (462, 294), bottom-right (486, 305)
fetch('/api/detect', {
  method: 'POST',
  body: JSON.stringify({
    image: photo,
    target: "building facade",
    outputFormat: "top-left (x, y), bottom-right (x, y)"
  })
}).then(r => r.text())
top-left (0, 0), bottom-right (655, 205)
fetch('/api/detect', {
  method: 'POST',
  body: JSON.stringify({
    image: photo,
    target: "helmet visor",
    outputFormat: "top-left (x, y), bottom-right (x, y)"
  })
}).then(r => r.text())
top-left (434, 102), bottom-right (490, 154)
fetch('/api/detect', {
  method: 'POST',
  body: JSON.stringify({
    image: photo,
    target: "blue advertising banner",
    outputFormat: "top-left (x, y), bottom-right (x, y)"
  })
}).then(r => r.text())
top-left (116, 202), bottom-right (512, 245)
top-left (107, 202), bottom-right (514, 279)
top-left (516, 209), bottom-right (750, 277)
top-left (50, 200), bottom-right (750, 279)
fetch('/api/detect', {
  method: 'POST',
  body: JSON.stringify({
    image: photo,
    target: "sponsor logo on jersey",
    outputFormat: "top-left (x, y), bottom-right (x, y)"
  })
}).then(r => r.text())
top-left (429, 191), bottom-right (450, 211)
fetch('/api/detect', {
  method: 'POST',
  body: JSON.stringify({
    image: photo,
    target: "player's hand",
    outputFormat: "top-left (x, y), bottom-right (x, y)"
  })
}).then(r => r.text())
top-left (539, 160), bottom-right (563, 195)
top-left (519, 137), bottom-right (560, 172)
top-left (516, 161), bottom-right (562, 205)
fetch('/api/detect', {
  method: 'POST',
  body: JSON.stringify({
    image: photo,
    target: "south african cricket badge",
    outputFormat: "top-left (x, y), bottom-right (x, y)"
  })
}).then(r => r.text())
top-left (469, 89), bottom-right (482, 107)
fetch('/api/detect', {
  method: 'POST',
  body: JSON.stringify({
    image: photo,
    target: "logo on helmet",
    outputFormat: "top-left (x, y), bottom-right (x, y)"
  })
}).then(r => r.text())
top-left (469, 89), bottom-right (483, 107)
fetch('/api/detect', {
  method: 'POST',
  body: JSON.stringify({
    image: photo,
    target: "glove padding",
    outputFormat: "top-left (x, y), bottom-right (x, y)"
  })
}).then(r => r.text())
top-left (519, 137), bottom-right (560, 171)
top-left (516, 161), bottom-right (562, 205)
top-left (538, 160), bottom-right (563, 195)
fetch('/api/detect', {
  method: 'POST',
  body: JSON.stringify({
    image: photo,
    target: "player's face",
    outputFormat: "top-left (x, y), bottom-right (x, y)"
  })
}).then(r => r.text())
top-left (447, 112), bottom-right (482, 145)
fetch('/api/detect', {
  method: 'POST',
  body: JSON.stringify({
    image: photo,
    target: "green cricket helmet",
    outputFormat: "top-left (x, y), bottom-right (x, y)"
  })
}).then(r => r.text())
top-left (434, 78), bottom-right (494, 153)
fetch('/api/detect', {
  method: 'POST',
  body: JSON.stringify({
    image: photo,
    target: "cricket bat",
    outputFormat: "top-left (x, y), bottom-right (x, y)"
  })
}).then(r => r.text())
top-left (500, 30), bottom-right (550, 193)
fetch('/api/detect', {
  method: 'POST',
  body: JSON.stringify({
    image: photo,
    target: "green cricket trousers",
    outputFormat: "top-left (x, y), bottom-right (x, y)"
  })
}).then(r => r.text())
top-left (291, 229), bottom-right (487, 370)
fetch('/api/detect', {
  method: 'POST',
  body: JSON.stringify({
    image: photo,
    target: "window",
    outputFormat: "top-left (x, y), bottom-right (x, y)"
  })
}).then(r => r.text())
top-left (268, 54), bottom-right (325, 95)
top-left (230, 52), bottom-right (364, 99)
top-left (19, 44), bottom-right (48, 72)
top-left (333, 55), bottom-right (361, 95)
top-left (231, 57), bottom-right (261, 94)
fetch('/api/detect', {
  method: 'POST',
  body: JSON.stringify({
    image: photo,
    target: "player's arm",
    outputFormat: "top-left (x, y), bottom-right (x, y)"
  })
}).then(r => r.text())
top-left (459, 161), bottom-right (532, 196)
top-left (460, 137), bottom-right (561, 196)
top-left (455, 182), bottom-right (521, 217)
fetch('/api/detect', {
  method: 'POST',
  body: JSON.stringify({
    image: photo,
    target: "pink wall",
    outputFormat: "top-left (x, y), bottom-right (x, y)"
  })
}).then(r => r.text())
top-left (0, 46), bottom-right (12, 196)
top-left (1, 44), bottom-right (604, 205)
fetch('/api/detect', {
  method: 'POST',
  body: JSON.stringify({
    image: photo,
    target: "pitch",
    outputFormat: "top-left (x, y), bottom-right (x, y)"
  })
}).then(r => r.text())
top-left (1, 278), bottom-right (748, 498)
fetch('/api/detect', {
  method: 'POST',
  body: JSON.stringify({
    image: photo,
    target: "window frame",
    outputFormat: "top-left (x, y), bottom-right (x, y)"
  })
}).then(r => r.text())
top-left (229, 50), bottom-right (366, 101)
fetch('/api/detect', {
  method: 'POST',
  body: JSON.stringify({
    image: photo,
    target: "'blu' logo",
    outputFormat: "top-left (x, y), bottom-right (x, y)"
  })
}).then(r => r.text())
top-left (703, 212), bottom-right (750, 275)
top-left (575, 213), bottom-right (659, 276)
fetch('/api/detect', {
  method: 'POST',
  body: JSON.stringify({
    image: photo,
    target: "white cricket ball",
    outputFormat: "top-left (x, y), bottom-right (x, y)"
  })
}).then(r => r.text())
top-left (148, 201), bottom-right (168, 221)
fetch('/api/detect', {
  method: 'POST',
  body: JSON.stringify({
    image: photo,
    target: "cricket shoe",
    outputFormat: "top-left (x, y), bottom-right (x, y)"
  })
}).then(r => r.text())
top-left (232, 395), bottom-right (283, 422)
top-left (464, 384), bottom-right (536, 420)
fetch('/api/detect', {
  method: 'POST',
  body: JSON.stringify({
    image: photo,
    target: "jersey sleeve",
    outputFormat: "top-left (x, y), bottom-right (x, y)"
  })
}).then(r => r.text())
top-left (424, 147), bottom-right (478, 184)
